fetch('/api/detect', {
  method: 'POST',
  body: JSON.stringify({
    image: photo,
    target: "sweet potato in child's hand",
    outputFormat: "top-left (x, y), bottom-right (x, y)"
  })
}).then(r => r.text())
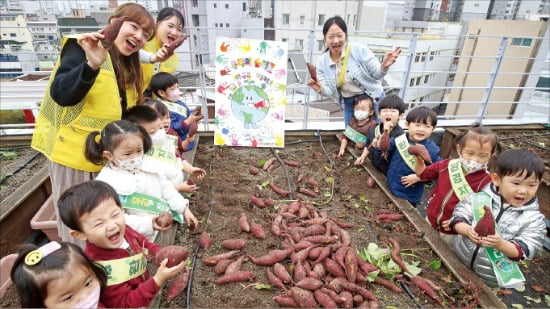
top-left (155, 246), bottom-right (189, 267)
top-left (155, 211), bottom-right (173, 229)
top-left (101, 16), bottom-right (126, 49)
top-left (379, 128), bottom-right (390, 152)
top-left (407, 144), bottom-right (432, 163)
top-left (474, 205), bottom-right (495, 237)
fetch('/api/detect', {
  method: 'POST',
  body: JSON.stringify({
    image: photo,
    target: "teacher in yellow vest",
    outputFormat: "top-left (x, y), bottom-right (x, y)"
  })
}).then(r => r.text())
top-left (142, 7), bottom-right (186, 92)
top-left (31, 3), bottom-right (155, 244)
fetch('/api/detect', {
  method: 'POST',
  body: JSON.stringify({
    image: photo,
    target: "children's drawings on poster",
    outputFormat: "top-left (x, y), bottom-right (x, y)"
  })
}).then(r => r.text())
top-left (214, 37), bottom-right (288, 148)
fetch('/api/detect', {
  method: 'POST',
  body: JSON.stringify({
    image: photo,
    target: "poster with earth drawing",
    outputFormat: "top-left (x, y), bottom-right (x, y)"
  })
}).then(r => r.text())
top-left (214, 37), bottom-right (288, 147)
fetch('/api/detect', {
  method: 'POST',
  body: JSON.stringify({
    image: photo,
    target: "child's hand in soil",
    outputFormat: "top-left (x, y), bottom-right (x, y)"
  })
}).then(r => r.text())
top-left (175, 181), bottom-right (196, 192)
top-left (183, 207), bottom-right (199, 230)
top-left (191, 167), bottom-right (206, 180)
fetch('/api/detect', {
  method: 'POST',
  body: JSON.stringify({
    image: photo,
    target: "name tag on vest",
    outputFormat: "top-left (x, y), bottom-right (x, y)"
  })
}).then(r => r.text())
top-left (119, 192), bottom-right (183, 223)
top-left (448, 159), bottom-right (473, 201)
top-left (95, 253), bottom-right (147, 286)
top-left (395, 134), bottom-right (416, 171)
top-left (344, 125), bottom-right (367, 144)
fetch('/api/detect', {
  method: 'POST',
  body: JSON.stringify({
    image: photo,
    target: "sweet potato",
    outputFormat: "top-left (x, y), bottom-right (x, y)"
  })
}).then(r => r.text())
top-left (155, 246), bottom-right (189, 267)
top-left (187, 121), bottom-right (198, 138)
top-left (308, 246), bottom-right (323, 260)
top-left (296, 173), bottom-right (305, 183)
top-left (265, 198), bottom-right (275, 207)
top-left (312, 246), bottom-right (331, 265)
top-left (333, 246), bottom-right (349, 269)
top-left (199, 231), bottom-right (212, 249)
top-left (407, 144), bottom-right (432, 163)
top-left (248, 249), bottom-right (292, 266)
top-left (202, 250), bottom-right (240, 266)
top-left (266, 268), bottom-right (286, 289)
top-left (166, 266), bottom-right (190, 301)
top-left (291, 287), bottom-right (318, 308)
top-left (287, 200), bottom-right (302, 214)
top-left (155, 211), bottom-right (173, 229)
top-left (193, 105), bottom-right (202, 117)
top-left (214, 259), bottom-right (233, 275)
top-left (305, 178), bottom-right (319, 188)
top-left (375, 213), bottom-right (404, 223)
top-left (314, 289), bottom-right (338, 309)
top-left (262, 157), bottom-right (277, 170)
top-left (474, 205), bottom-right (495, 237)
top-left (367, 177), bottom-right (376, 188)
top-left (296, 278), bottom-right (323, 291)
top-left (216, 271), bottom-right (254, 284)
top-left (410, 275), bottom-right (443, 306)
top-left (101, 16), bottom-right (126, 49)
top-left (298, 206), bottom-right (310, 219)
top-left (339, 291), bottom-right (354, 308)
top-left (225, 255), bottom-right (246, 275)
top-left (344, 247), bottom-right (358, 283)
top-left (186, 178), bottom-right (195, 186)
top-left (221, 239), bottom-right (246, 250)
top-left (165, 34), bottom-right (188, 56)
top-left (327, 278), bottom-right (377, 301)
top-left (306, 63), bottom-right (318, 82)
top-left (271, 214), bottom-right (283, 237)
top-left (283, 159), bottom-right (302, 167)
top-left (312, 262), bottom-right (327, 279)
top-left (250, 220), bottom-right (266, 239)
top-left (249, 194), bottom-right (266, 208)
top-left (238, 212), bottom-right (251, 232)
top-left (388, 238), bottom-right (409, 274)
top-left (324, 258), bottom-right (346, 278)
top-left (293, 261), bottom-right (307, 282)
top-left (273, 295), bottom-right (299, 308)
top-left (379, 128), bottom-right (390, 152)
top-left (357, 256), bottom-right (378, 274)
top-left (320, 287), bottom-right (345, 304)
top-left (249, 165), bottom-right (259, 175)
top-left (302, 224), bottom-right (325, 237)
top-left (291, 246), bottom-right (314, 264)
top-left (302, 235), bottom-right (338, 244)
top-left (274, 263), bottom-right (292, 283)
top-left (373, 276), bottom-right (403, 292)
top-left (298, 187), bottom-right (317, 197)
top-left (270, 182), bottom-right (292, 197)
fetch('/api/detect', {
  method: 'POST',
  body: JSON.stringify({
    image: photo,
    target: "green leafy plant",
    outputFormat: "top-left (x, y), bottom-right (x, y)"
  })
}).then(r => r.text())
top-left (358, 243), bottom-right (421, 280)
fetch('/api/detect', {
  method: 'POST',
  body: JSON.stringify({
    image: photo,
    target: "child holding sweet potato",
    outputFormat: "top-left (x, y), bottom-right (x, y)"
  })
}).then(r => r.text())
top-left (450, 149), bottom-right (545, 288)
top-left (58, 180), bottom-right (186, 308)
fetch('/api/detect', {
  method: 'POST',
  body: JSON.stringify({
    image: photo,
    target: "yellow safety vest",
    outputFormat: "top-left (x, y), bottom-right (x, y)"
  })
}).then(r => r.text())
top-left (142, 36), bottom-right (179, 90)
top-left (31, 36), bottom-right (136, 172)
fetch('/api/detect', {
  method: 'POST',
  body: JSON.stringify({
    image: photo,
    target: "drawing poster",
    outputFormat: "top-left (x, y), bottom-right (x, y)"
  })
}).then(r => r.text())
top-left (214, 37), bottom-right (288, 147)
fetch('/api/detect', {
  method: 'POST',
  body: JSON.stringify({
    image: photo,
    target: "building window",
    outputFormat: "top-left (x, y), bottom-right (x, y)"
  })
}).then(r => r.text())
top-left (282, 38), bottom-right (287, 42)
top-left (353, 15), bottom-right (356, 26)
top-left (424, 75), bottom-right (429, 83)
top-left (318, 14), bottom-right (325, 26)
top-left (410, 78), bottom-right (415, 87)
top-left (283, 14), bottom-right (290, 24)
top-left (226, 23), bottom-right (229, 28)
top-left (535, 76), bottom-right (550, 93)
top-left (215, 23), bottom-right (218, 27)
top-left (296, 39), bottom-right (303, 51)
top-left (419, 96), bottom-right (424, 102)
top-left (300, 15), bottom-right (305, 25)
top-left (511, 38), bottom-right (532, 47)
top-left (225, 4), bottom-right (229, 9)
top-left (414, 53), bottom-right (420, 62)
top-left (10, 33), bottom-right (16, 37)
top-left (474, 3), bottom-right (479, 7)
top-left (214, 3), bottom-right (216, 8)
top-left (347, 14), bottom-right (350, 24)
top-left (421, 52), bottom-right (427, 62)
top-left (415, 77), bottom-right (421, 86)
top-left (219, 23), bottom-right (223, 28)
top-left (192, 15), bottom-right (199, 26)
top-left (243, 2), bottom-right (246, 11)
top-left (317, 39), bottom-right (324, 51)
top-left (430, 51), bottom-right (435, 60)
top-left (192, 0), bottom-right (198, 7)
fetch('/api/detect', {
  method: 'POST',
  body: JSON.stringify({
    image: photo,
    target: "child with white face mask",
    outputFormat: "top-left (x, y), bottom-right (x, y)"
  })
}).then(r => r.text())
top-left (414, 123), bottom-right (498, 246)
top-left (11, 241), bottom-right (107, 308)
top-left (85, 120), bottom-right (198, 241)
top-left (149, 72), bottom-right (203, 152)
top-left (337, 94), bottom-right (378, 165)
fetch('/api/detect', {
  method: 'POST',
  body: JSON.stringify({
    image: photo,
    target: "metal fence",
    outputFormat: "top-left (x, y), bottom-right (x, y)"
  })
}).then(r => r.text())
top-left (1, 25), bottom-right (549, 133)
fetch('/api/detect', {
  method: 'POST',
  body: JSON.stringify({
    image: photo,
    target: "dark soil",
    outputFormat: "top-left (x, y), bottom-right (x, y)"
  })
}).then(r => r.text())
top-left (0, 147), bottom-right (46, 201)
top-left (160, 135), bottom-right (476, 308)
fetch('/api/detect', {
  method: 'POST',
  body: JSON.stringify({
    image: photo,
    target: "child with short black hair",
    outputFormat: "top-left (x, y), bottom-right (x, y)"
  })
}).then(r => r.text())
top-left (450, 149), bottom-right (546, 288)
top-left (125, 104), bottom-right (206, 192)
top-left (367, 95), bottom-right (406, 174)
top-left (144, 98), bottom-right (187, 157)
top-left (11, 241), bottom-right (107, 308)
top-left (149, 72), bottom-right (202, 151)
top-left (379, 106), bottom-right (441, 205)
top-left (85, 120), bottom-right (198, 241)
top-left (337, 94), bottom-right (377, 165)
top-left (414, 123), bottom-right (498, 245)
top-left (58, 180), bottom-right (185, 308)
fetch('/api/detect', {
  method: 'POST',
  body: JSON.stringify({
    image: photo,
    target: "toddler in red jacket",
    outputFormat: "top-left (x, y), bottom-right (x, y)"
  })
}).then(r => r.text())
top-left (58, 180), bottom-right (185, 308)
top-left (414, 123), bottom-right (498, 246)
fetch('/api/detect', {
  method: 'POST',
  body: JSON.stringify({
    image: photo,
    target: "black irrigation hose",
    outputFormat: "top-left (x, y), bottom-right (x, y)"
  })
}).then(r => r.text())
top-left (0, 152), bottom-right (40, 185)
top-left (317, 129), bottom-right (334, 164)
top-left (271, 148), bottom-right (294, 199)
top-left (186, 163), bottom-right (215, 309)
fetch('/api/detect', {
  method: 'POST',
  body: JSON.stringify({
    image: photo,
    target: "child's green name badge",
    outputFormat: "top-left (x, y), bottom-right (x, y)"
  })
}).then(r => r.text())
top-left (472, 192), bottom-right (525, 288)
top-left (95, 253), bottom-right (147, 286)
top-left (119, 192), bottom-right (183, 223)
top-left (344, 125), bottom-right (367, 145)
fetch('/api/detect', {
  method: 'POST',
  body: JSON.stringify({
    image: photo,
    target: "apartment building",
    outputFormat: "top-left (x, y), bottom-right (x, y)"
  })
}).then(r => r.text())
top-left (446, 20), bottom-right (548, 119)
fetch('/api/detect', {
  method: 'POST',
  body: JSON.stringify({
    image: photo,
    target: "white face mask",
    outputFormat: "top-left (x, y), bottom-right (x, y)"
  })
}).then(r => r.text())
top-left (113, 155), bottom-right (143, 172)
top-left (151, 129), bottom-right (166, 146)
top-left (459, 155), bottom-right (487, 174)
top-left (354, 110), bottom-right (370, 121)
top-left (72, 284), bottom-right (100, 309)
top-left (166, 88), bottom-right (181, 102)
